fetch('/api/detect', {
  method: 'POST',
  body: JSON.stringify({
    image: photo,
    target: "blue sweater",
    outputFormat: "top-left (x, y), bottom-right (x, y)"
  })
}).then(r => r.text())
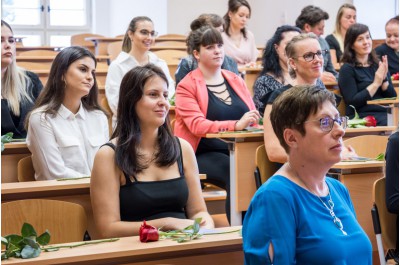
top-left (243, 176), bottom-right (372, 265)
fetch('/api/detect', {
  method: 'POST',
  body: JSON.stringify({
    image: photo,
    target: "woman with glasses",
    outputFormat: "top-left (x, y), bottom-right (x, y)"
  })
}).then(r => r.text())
top-left (105, 16), bottom-right (174, 128)
top-left (175, 14), bottom-right (239, 86)
top-left (339, 23), bottom-right (396, 126)
top-left (174, 26), bottom-right (260, 223)
top-left (325, 4), bottom-right (357, 66)
top-left (243, 85), bottom-right (372, 264)
top-left (222, 0), bottom-right (259, 67)
top-left (1, 20), bottom-right (43, 138)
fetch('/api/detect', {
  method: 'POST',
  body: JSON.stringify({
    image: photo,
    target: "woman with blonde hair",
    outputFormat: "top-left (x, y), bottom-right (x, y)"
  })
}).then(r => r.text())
top-left (1, 20), bottom-right (43, 138)
top-left (325, 3), bottom-right (357, 65)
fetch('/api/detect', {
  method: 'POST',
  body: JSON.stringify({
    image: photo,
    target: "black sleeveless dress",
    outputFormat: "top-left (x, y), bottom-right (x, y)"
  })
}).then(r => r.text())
top-left (102, 139), bottom-right (188, 222)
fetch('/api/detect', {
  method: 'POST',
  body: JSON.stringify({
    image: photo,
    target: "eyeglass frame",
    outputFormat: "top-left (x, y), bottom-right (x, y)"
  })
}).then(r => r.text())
top-left (136, 29), bottom-right (159, 38)
top-left (303, 116), bottom-right (348, 132)
top-left (293, 49), bottom-right (328, 62)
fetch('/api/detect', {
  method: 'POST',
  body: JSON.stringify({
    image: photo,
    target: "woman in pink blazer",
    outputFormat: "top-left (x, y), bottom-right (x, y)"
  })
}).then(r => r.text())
top-left (174, 26), bottom-right (260, 222)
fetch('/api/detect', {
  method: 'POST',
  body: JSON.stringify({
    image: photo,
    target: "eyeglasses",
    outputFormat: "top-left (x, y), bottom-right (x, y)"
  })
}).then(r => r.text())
top-left (295, 50), bottom-right (327, 62)
top-left (304, 116), bottom-right (348, 132)
top-left (137, 29), bottom-right (158, 38)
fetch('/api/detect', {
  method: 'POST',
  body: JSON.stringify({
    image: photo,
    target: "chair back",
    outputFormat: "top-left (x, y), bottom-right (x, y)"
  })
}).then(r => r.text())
top-left (157, 34), bottom-right (186, 41)
top-left (70, 33), bottom-right (104, 54)
top-left (254, 144), bottom-right (279, 188)
top-left (153, 41), bottom-right (186, 47)
top-left (372, 177), bottom-right (397, 249)
top-left (343, 135), bottom-right (388, 158)
top-left (153, 49), bottom-right (187, 64)
top-left (100, 97), bottom-right (113, 137)
top-left (331, 89), bottom-right (346, 116)
top-left (2, 199), bottom-right (87, 244)
top-left (17, 61), bottom-right (51, 71)
top-left (107, 41), bottom-right (123, 61)
top-left (17, 156), bottom-right (35, 182)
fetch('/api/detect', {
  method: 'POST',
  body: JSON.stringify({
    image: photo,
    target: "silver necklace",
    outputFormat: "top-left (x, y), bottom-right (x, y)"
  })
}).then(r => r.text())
top-left (287, 163), bottom-right (348, 236)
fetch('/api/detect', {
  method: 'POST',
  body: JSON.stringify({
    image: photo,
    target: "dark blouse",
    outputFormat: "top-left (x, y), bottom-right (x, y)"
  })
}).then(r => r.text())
top-left (1, 71), bottom-right (43, 138)
top-left (102, 140), bottom-right (188, 222)
top-left (338, 63), bottom-right (397, 125)
top-left (325, 34), bottom-right (342, 63)
top-left (375, 43), bottom-right (399, 75)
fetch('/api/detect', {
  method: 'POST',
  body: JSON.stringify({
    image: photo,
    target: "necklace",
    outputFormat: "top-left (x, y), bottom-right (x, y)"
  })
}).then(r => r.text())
top-left (287, 163), bottom-right (348, 236)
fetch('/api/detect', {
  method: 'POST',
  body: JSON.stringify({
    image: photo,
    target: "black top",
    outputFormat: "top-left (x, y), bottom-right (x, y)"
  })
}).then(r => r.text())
top-left (102, 139), bottom-right (188, 222)
top-left (1, 71), bottom-right (43, 138)
top-left (338, 63), bottom-right (397, 125)
top-left (375, 43), bottom-right (399, 75)
top-left (197, 79), bottom-right (250, 154)
top-left (385, 131), bottom-right (399, 214)
top-left (175, 55), bottom-right (239, 87)
top-left (325, 34), bottom-right (342, 63)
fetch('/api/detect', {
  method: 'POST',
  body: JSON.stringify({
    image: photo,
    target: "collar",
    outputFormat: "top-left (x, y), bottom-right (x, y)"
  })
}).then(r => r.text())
top-left (57, 103), bottom-right (86, 120)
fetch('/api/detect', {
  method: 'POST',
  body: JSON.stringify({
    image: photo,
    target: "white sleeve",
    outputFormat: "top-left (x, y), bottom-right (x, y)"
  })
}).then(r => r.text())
top-left (105, 62), bottom-right (124, 118)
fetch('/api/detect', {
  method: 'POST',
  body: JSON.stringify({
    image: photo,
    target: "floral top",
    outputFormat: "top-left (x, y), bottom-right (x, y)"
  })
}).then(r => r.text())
top-left (252, 74), bottom-right (284, 113)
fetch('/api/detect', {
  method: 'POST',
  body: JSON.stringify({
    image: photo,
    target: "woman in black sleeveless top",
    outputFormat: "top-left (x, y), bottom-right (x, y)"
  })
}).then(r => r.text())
top-left (90, 64), bottom-right (214, 238)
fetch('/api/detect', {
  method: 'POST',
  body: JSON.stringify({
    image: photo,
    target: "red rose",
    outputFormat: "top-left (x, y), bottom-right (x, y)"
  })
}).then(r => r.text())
top-left (364, 115), bottom-right (377, 127)
top-left (139, 221), bottom-right (159, 242)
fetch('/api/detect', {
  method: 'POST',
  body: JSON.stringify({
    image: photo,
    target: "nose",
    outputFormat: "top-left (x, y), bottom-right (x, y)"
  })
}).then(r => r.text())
top-left (331, 120), bottom-right (345, 138)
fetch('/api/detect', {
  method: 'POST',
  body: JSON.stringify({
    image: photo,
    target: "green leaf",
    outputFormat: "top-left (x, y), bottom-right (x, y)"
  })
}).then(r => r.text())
top-left (37, 230), bottom-right (51, 246)
top-left (23, 237), bottom-right (39, 249)
top-left (21, 223), bottom-right (37, 238)
top-left (1, 236), bottom-right (8, 245)
top-left (193, 218), bottom-right (202, 234)
top-left (349, 105), bottom-right (360, 119)
top-left (21, 245), bottom-right (41, 259)
top-left (43, 247), bottom-right (60, 252)
top-left (375, 153), bottom-right (385, 161)
top-left (1, 253), bottom-right (7, 260)
top-left (5, 234), bottom-right (23, 246)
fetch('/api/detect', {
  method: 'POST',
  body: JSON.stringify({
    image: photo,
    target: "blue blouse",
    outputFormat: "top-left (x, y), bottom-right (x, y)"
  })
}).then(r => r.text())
top-left (243, 175), bottom-right (372, 265)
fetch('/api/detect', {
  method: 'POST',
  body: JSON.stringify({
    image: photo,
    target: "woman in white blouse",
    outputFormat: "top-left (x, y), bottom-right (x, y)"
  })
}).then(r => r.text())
top-left (26, 46), bottom-right (109, 180)
top-left (105, 16), bottom-right (175, 128)
top-left (222, 0), bottom-right (259, 67)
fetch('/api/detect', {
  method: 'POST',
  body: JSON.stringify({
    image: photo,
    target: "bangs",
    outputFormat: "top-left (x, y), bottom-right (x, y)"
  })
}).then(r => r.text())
top-left (200, 28), bottom-right (223, 46)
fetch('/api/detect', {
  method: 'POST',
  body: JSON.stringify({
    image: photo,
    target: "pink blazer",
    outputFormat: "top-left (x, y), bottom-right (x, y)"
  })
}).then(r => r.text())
top-left (174, 68), bottom-right (256, 151)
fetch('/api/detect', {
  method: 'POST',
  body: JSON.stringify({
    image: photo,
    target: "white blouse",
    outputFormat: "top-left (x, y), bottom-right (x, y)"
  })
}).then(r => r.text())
top-left (105, 51), bottom-right (175, 128)
top-left (27, 104), bottom-right (109, 180)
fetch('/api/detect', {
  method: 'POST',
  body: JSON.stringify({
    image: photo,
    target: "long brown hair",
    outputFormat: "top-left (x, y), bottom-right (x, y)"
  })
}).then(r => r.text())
top-left (223, 0), bottom-right (251, 39)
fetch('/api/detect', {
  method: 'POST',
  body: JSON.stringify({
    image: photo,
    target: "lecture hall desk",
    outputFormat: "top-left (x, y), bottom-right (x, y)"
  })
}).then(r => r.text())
top-left (2, 226), bottom-right (243, 265)
top-left (367, 98), bottom-right (399, 126)
top-left (206, 126), bottom-right (396, 226)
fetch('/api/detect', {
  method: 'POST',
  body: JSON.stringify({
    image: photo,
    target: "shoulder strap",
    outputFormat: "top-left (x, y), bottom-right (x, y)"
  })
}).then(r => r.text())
top-left (175, 137), bottom-right (184, 177)
top-left (101, 142), bottom-right (136, 184)
top-left (101, 142), bottom-right (116, 150)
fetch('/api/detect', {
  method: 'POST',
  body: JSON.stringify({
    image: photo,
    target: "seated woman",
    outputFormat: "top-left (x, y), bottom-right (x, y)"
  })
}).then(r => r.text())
top-left (174, 26), bottom-right (260, 222)
top-left (26, 46), bottom-right (109, 180)
top-left (1, 20), bottom-right (43, 138)
top-left (222, 0), bottom-right (259, 67)
top-left (91, 64), bottom-right (214, 238)
top-left (262, 33), bottom-right (329, 163)
top-left (252, 25), bottom-right (301, 113)
top-left (375, 16), bottom-right (399, 75)
top-left (325, 3), bottom-right (357, 66)
top-left (339, 23), bottom-right (397, 126)
top-left (175, 13), bottom-right (239, 86)
top-left (243, 85), bottom-right (372, 264)
top-left (106, 16), bottom-right (174, 127)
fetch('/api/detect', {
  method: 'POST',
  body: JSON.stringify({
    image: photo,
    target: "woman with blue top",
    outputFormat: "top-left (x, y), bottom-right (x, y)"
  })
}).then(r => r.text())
top-left (243, 85), bottom-right (372, 264)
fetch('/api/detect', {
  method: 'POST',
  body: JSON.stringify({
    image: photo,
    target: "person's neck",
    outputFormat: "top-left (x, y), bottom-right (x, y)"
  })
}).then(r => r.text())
top-left (356, 54), bottom-right (369, 66)
top-left (199, 64), bottom-right (223, 84)
top-left (278, 60), bottom-right (291, 84)
top-left (292, 76), bottom-right (318, 86)
top-left (138, 126), bottom-right (158, 153)
top-left (130, 48), bottom-right (149, 65)
top-left (229, 25), bottom-right (242, 37)
top-left (62, 95), bottom-right (82, 114)
top-left (339, 27), bottom-right (347, 39)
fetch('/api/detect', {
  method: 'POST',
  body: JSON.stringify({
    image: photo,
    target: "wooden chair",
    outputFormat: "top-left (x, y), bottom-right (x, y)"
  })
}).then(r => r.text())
top-left (100, 97), bottom-right (113, 137)
top-left (17, 61), bottom-right (51, 71)
top-left (157, 34), bottom-right (186, 41)
top-left (331, 89), bottom-right (346, 116)
top-left (254, 144), bottom-right (279, 189)
top-left (17, 155), bottom-right (35, 182)
top-left (18, 50), bottom-right (59, 57)
top-left (371, 177), bottom-right (397, 265)
top-left (343, 135), bottom-right (388, 158)
top-left (153, 41), bottom-right (186, 47)
top-left (70, 33), bottom-right (104, 54)
top-left (107, 41), bottom-right (123, 61)
top-left (153, 49), bottom-right (187, 78)
top-left (2, 199), bottom-right (87, 244)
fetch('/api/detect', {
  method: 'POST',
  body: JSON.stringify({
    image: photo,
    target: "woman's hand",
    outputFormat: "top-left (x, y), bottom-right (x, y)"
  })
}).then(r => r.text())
top-left (161, 218), bottom-right (205, 231)
top-left (341, 145), bottom-right (358, 160)
top-left (374, 56), bottom-right (389, 87)
top-left (235, 110), bottom-right (261, 131)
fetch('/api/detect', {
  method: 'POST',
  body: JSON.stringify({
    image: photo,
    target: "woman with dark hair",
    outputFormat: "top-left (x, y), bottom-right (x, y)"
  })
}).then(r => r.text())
top-left (174, 26), bottom-right (259, 222)
top-left (375, 16), bottom-right (399, 75)
top-left (26, 46), bottom-right (109, 180)
top-left (325, 3), bottom-right (357, 65)
top-left (1, 20), bottom-right (43, 138)
top-left (243, 85), bottom-right (372, 264)
top-left (175, 13), bottom-right (239, 86)
top-left (91, 64), bottom-right (214, 238)
top-left (252, 25), bottom-right (301, 112)
top-left (105, 16), bottom-right (174, 127)
top-left (222, 0), bottom-right (259, 67)
top-left (339, 23), bottom-right (396, 126)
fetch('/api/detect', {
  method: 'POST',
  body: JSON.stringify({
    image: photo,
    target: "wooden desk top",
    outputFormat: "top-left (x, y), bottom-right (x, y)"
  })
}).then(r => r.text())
top-left (332, 160), bottom-right (385, 170)
top-left (345, 126), bottom-right (397, 134)
top-left (2, 226), bottom-right (242, 265)
top-left (367, 98), bottom-right (399, 105)
top-left (85, 36), bottom-right (122, 42)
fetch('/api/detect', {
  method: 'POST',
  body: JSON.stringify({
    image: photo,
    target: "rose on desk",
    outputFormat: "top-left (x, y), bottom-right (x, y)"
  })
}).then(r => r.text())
top-left (391, 72), bottom-right (399, 80)
top-left (347, 105), bottom-right (377, 128)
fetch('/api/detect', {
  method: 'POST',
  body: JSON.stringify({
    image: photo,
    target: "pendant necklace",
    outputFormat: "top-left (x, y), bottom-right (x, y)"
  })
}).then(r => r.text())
top-left (287, 163), bottom-right (348, 236)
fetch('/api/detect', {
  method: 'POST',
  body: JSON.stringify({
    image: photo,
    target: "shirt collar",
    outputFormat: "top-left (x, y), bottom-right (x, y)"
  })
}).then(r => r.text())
top-left (58, 103), bottom-right (86, 120)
